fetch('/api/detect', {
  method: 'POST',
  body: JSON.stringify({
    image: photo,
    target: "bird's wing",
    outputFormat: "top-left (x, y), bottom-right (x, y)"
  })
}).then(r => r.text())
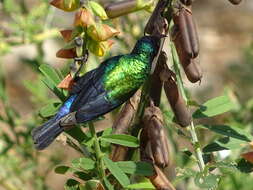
top-left (69, 55), bottom-right (123, 112)
top-left (74, 92), bottom-right (122, 123)
top-left (70, 69), bottom-right (98, 95)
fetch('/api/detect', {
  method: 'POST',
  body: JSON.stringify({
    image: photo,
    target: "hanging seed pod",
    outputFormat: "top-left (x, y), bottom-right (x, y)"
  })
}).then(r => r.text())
top-left (161, 67), bottom-right (191, 127)
top-left (105, 0), bottom-right (137, 18)
top-left (140, 128), bottom-right (155, 163)
top-left (183, 58), bottom-right (202, 83)
top-left (110, 90), bottom-right (141, 161)
top-left (143, 104), bottom-right (170, 168)
top-left (180, 0), bottom-right (194, 6)
top-left (173, 6), bottom-right (199, 58)
top-left (149, 52), bottom-right (167, 106)
top-left (148, 165), bottom-right (176, 190)
top-left (228, 0), bottom-right (242, 5)
top-left (172, 25), bottom-right (202, 83)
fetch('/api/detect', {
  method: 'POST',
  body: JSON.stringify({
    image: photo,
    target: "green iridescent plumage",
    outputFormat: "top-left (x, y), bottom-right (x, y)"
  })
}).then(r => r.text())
top-left (103, 38), bottom-right (158, 102)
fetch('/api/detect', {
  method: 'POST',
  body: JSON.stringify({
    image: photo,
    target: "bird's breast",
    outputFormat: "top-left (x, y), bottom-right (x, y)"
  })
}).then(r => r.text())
top-left (103, 57), bottom-right (150, 101)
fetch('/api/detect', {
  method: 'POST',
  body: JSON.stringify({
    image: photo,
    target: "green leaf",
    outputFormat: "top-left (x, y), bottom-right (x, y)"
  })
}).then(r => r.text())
top-left (84, 180), bottom-right (103, 190)
top-left (39, 101), bottom-right (61, 118)
top-left (116, 161), bottom-right (154, 176)
top-left (55, 165), bottom-right (71, 174)
top-left (64, 179), bottom-right (80, 190)
top-left (194, 173), bottom-right (220, 189)
top-left (41, 77), bottom-right (65, 101)
top-left (193, 95), bottom-right (235, 118)
top-left (100, 134), bottom-right (139, 147)
top-left (203, 137), bottom-right (248, 152)
top-left (126, 182), bottom-right (155, 189)
top-left (103, 156), bottom-right (130, 187)
top-left (39, 64), bottom-right (61, 86)
top-left (72, 158), bottom-right (95, 171)
top-left (174, 168), bottom-right (197, 183)
top-left (66, 127), bottom-right (89, 143)
top-left (88, 1), bottom-right (108, 20)
top-left (237, 159), bottom-right (253, 173)
top-left (103, 177), bottom-right (114, 190)
top-left (74, 171), bottom-right (93, 181)
top-left (39, 64), bottom-right (66, 101)
top-left (198, 125), bottom-right (251, 142)
top-left (100, 127), bottom-right (113, 147)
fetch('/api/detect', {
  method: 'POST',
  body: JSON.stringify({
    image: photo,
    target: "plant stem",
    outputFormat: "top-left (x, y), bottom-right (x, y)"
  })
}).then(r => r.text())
top-left (88, 122), bottom-right (105, 180)
top-left (189, 121), bottom-right (205, 171)
top-left (170, 43), bottom-right (205, 172)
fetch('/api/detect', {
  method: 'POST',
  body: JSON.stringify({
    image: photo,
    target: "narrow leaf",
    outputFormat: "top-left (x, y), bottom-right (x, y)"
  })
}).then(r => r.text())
top-left (39, 101), bottom-right (61, 118)
top-left (126, 182), bottom-right (155, 189)
top-left (67, 127), bottom-right (89, 143)
top-left (100, 134), bottom-right (139, 147)
top-left (39, 64), bottom-right (61, 86)
top-left (193, 95), bottom-right (235, 118)
top-left (41, 77), bottom-right (65, 101)
top-left (55, 165), bottom-right (71, 174)
top-left (116, 161), bottom-right (154, 176)
top-left (198, 125), bottom-right (251, 142)
top-left (203, 137), bottom-right (248, 153)
top-left (103, 156), bottom-right (130, 187)
top-left (103, 177), bottom-right (114, 190)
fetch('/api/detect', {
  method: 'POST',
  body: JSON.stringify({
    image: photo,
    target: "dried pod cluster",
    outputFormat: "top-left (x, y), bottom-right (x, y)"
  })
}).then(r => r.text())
top-left (172, 5), bottom-right (202, 83)
top-left (140, 104), bottom-right (175, 190)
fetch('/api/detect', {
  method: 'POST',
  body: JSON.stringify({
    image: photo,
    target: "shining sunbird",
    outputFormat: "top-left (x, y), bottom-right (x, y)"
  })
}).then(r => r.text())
top-left (32, 36), bottom-right (161, 150)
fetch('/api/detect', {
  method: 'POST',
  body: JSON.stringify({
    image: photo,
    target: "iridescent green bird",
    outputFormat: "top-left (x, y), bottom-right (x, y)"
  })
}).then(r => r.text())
top-left (32, 36), bottom-right (160, 150)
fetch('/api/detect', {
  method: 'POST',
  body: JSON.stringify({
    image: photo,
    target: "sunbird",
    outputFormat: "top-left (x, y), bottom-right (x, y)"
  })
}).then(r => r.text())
top-left (32, 36), bottom-right (161, 150)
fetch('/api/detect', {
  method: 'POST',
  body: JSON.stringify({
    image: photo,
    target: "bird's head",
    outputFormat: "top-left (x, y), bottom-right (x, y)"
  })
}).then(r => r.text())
top-left (131, 36), bottom-right (162, 57)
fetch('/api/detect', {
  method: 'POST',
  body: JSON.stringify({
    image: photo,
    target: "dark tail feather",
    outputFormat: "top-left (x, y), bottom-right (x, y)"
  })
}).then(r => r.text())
top-left (31, 117), bottom-right (63, 150)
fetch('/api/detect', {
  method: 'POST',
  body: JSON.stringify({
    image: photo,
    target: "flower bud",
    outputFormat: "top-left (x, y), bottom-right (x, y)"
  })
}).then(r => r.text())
top-left (87, 24), bottom-right (119, 42)
top-left (74, 8), bottom-right (95, 28)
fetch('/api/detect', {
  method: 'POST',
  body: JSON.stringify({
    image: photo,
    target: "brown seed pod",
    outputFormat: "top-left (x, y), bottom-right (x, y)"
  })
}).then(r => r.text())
top-left (110, 90), bottom-right (141, 161)
top-left (180, 0), bottom-right (194, 6)
top-left (149, 52), bottom-right (167, 106)
top-left (228, 0), bottom-right (242, 5)
top-left (140, 128), bottom-right (154, 164)
top-left (173, 7), bottom-right (199, 58)
top-left (143, 105), bottom-right (170, 168)
top-left (148, 165), bottom-right (176, 190)
top-left (183, 59), bottom-right (202, 83)
top-left (104, 0), bottom-right (137, 18)
top-left (172, 25), bottom-right (202, 83)
top-left (161, 67), bottom-right (191, 127)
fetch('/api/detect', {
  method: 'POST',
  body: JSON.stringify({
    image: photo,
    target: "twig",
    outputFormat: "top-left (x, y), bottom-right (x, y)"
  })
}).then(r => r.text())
top-left (170, 40), bottom-right (205, 172)
top-left (88, 122), bottom-right (105, 180)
